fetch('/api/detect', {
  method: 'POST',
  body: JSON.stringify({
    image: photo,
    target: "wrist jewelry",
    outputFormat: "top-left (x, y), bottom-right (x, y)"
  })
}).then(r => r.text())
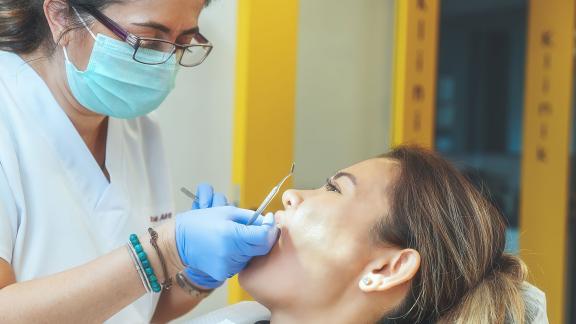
top-left (126, 244), bottom-right (151, 293)
top-left (129, 234), bottom-right (162, 293)
top-left (176, 271), bottom-right (213, 299)
top-left (148, 227), bottom-right (173, 290)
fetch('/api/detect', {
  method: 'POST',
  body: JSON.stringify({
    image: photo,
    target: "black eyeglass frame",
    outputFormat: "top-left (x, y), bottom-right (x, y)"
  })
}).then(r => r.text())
top-left (74, 4), bottom-right (213, 67)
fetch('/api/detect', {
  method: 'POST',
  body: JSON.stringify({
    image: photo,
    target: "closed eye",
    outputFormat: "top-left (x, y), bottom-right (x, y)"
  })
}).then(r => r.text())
top-left (324, 178), bottom-right (341, 194)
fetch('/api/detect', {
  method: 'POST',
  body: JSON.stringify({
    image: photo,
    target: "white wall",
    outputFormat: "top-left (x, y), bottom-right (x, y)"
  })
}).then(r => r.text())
top-left (156, 0), bottom-right (238, 320)
top-left (156, 0), bottom-right (396, 321)
top-left (294, 0), bottom-right (396, 189)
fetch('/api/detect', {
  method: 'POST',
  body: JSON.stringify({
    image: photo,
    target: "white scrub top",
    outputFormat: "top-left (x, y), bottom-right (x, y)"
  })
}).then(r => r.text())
top-left (0, 51), bottom-right (175, 323)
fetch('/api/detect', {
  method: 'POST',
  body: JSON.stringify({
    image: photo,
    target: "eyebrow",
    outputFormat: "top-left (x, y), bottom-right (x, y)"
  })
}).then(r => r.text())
top-left (332, 172), bottom-right (357, 186)
top-left (131, 22), bottom-right (200, 35)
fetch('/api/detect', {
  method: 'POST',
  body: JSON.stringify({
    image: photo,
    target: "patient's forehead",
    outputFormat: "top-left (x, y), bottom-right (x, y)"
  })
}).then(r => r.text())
top-left (342, 158), bottom-right (400, 200)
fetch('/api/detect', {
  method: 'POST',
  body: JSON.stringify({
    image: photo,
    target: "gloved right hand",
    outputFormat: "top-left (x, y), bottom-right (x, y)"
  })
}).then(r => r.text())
top-left (175, 206), bottom-right (278, 289)
top-left (182, 210), bottom-right (271, 290)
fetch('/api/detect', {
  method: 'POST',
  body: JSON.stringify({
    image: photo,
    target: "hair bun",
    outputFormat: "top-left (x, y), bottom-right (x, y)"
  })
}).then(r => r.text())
top-left (495, 253), bottom-right (528, 283)
top-left (0, 0), bottom-right (49, 54)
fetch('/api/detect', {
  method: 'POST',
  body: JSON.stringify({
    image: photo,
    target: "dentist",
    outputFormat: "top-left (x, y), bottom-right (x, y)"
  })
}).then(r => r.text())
top-left (0, 0), bottom-right (277, 322)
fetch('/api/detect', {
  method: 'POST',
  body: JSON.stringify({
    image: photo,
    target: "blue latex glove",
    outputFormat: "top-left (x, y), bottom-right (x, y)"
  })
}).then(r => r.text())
top-left (184, 212), bottom-right (268, 289)
top-left (186, 183), bottom-right (231, 288)
top-left (176, 207), bottom-right (277, 289)
top-left (192, 183), bottom-right (228, 209)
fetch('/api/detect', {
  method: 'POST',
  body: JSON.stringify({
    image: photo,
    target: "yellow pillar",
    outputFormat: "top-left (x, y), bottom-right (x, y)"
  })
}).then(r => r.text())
top-left (392, 0), bottom-right (440, 148)
top-left (520, 1), bottom-right (575, 323)
top-left (228, 0), bottom-right (299, 303)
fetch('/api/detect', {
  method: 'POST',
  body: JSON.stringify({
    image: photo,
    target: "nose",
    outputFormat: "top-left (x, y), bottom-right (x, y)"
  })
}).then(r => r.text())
top-left (282, 189), bottom-right (304, 210)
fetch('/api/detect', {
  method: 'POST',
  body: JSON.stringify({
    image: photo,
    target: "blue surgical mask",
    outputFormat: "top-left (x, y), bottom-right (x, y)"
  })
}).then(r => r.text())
top-left (63, 27), bottom-right (178, 119)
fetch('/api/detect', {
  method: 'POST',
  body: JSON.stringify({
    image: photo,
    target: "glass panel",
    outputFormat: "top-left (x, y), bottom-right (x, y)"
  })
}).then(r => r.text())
top-left (435, 0), bottom-right (527, 254)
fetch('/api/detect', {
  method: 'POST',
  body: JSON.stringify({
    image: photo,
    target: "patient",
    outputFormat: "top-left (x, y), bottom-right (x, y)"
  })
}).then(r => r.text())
top-left (239, 146), bottom-right (547, 324)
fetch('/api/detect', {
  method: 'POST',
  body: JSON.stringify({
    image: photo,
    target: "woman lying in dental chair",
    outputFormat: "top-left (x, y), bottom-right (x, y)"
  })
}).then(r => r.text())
top-left (197, 146), bottom-right (548, 324)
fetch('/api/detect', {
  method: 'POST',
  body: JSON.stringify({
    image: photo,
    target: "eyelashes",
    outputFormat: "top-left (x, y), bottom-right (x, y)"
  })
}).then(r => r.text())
top-left (324, 178), bottom-right (341, 194)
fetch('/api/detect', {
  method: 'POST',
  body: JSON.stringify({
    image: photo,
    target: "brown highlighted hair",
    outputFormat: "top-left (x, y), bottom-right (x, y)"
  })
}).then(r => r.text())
top-left (376, 146), bottom-right (528, 324)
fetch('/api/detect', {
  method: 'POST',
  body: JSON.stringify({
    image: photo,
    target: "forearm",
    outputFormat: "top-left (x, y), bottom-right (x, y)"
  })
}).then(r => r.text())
top-left (0, 247), bottom-right (142, 323)
top-left (0, 221), bottom-right (183, 323)
top-left (152, 284), bottom-right (204, 323)
top-left (152, 220), bottom-right (206, 323)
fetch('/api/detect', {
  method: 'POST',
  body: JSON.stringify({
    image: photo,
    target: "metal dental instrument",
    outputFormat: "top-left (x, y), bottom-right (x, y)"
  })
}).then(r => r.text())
top-left (247, 162), bottom-right (295, 225)
top-left (180, 187), bottom-right (199, 202)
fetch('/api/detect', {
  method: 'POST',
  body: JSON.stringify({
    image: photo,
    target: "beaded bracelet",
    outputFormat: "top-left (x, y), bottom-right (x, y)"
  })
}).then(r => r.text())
top-left (129, 234), bottom-right (162, 293)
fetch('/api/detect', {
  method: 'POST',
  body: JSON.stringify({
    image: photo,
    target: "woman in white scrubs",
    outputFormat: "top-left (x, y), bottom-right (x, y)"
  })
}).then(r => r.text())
top-left (0, 0), bottom-right (278, 322)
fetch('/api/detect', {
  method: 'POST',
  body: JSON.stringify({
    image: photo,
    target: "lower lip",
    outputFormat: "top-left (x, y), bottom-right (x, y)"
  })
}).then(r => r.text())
top-left (274, 211), bottom-right (285, 227)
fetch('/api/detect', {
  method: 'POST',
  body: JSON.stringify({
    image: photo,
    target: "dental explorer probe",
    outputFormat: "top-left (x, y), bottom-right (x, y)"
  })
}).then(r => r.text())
top-left (180, 162), bottom-right (294, 226)
top-left (247, 162), bottom-right (295, 225)
top-left (180, 187), bottom-right (199, 202)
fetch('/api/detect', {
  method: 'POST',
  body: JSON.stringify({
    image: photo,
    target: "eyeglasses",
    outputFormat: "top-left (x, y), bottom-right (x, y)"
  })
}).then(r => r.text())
top-left (74, 4), bottom-right (213, 67)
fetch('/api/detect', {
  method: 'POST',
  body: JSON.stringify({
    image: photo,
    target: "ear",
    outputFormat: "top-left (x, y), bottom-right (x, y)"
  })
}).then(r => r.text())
top-left (43, 0), bottom-right (73, 46)
top-left (358, 249), bottom-right (420, 293)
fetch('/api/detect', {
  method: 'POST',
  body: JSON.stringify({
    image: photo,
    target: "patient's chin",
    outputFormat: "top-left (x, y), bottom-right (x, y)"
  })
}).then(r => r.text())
top-left (238, 257), bottom-right (268, 303)
top-left (238, 243), bottom-right (283, 299)
top-left (239, 249), bottom-right (272, 285)
top-left (239, 255), bottom-right (265, 279)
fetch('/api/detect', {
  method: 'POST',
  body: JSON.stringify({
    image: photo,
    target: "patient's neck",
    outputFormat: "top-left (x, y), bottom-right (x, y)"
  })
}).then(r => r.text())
top-left (269, 292), bottom-right (390, 324)
top-left (270, 305), bottom-right (380, 324)
top-left (271, 310), bottom-right (372, 324)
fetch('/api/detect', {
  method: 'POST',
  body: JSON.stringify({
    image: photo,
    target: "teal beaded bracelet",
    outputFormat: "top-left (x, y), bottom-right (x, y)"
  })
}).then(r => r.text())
top-left (129, 234), bottom-right (162, 293)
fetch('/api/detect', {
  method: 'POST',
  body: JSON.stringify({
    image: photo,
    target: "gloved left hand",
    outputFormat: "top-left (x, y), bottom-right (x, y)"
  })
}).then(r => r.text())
top-left (176, 207), bottom-right (277, 289)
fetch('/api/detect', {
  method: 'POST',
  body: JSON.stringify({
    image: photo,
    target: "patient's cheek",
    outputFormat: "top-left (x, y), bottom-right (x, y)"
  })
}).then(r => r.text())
top-left (287, 206), bottom-right (345, 247)
top-left (285, 233), bottom-right (361, 278)
top-left (239, 210), bottom-right (368, 305)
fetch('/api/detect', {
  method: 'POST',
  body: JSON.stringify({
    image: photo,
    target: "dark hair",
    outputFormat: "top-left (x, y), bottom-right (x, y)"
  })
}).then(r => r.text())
top-left (375, 146), bottom-right (527, 324)
top-left (0, 0), bottom-right (211, 54)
